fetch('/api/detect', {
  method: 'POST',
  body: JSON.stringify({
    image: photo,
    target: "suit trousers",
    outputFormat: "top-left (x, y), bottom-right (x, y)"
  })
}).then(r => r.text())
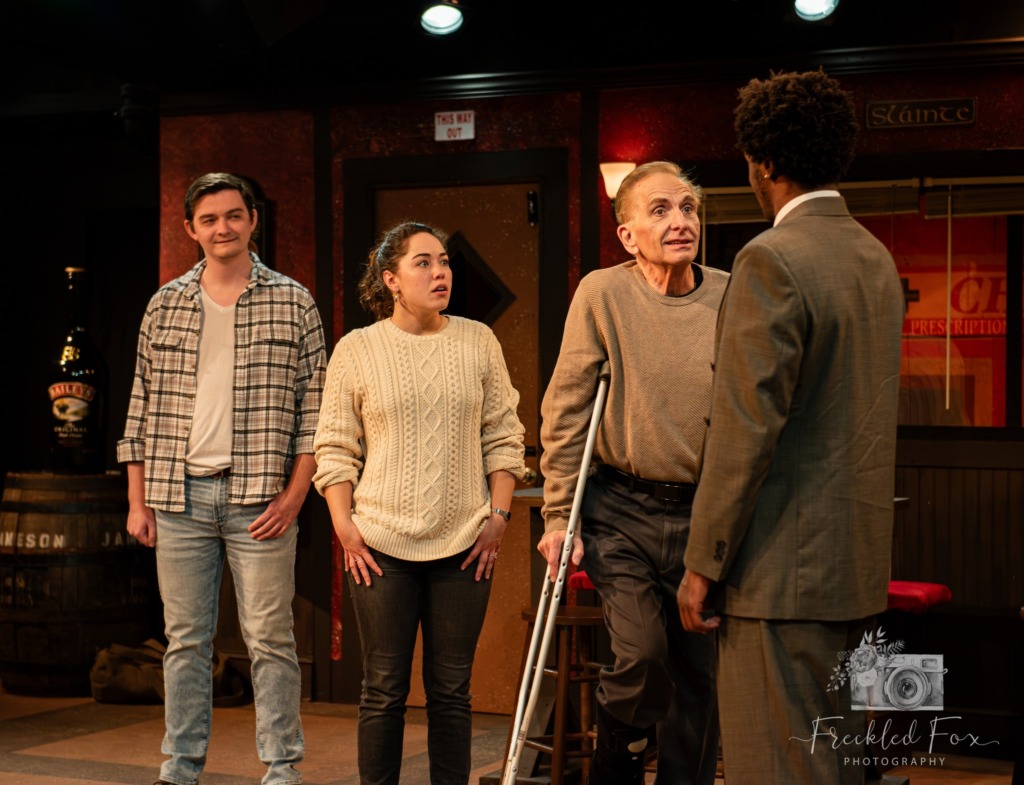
top-left (717, 615), bottom-right (872, 785)
top-left (580, 473), bottom-right (719, 785)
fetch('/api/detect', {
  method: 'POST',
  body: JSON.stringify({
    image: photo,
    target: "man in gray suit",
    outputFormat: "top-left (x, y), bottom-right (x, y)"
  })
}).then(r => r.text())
top-left (677, 70), bottom-right (905, 785)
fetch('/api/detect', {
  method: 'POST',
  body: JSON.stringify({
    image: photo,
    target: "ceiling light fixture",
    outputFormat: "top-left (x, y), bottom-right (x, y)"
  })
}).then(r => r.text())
top-left (794, 0), bottom-right (839, 21)
top-left (421, 1), bottom-right (464, 35)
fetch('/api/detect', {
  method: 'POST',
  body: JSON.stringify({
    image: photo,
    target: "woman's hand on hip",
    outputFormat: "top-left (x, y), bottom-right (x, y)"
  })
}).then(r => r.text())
top-left (333, 516), bottom-right (383, 587)
top-left (462, 513), bottom-right (507, 582)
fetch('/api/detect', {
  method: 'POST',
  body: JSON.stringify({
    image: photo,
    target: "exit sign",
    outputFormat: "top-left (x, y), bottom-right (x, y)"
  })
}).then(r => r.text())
top-left (435, 110), bottom-right (475, 141)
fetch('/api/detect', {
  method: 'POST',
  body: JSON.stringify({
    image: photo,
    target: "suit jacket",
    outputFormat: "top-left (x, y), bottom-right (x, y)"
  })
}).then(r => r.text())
top-left (684, 196), bottom-right (905, 621)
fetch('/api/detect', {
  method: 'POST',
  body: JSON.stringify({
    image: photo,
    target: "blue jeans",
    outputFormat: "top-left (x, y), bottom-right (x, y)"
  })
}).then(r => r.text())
top-left (154, 475), bottom-right (304, 785)
top-left (349, 548), bottom-right (491, 785)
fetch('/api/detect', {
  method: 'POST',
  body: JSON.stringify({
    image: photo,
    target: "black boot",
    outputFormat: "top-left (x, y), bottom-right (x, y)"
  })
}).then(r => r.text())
top-left (586, 704), bottom-right (649, 785)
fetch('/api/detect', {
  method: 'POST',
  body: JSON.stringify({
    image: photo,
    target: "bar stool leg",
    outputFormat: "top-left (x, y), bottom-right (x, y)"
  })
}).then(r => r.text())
top-left (550, 624), bottom-right (571, 785)
top-left (578, 626), bottom-right (596, 783)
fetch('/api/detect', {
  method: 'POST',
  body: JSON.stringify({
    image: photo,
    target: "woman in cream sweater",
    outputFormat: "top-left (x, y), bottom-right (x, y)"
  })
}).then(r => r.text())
top-left (313, 221), bottom-right (525, 785)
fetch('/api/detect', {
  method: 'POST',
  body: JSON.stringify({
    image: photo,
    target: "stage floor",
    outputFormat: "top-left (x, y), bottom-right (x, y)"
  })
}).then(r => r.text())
top-left (0, 686), bottom-right (1012, 784)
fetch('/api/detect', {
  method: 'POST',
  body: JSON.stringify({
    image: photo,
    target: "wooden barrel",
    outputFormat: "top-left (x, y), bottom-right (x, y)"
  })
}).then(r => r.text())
top-left (0, 471), bottom-right (159, 695)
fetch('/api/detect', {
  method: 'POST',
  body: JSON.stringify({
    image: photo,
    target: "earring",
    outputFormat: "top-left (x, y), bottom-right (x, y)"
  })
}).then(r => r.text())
top-left (392, 290), bottom-right (399, 302)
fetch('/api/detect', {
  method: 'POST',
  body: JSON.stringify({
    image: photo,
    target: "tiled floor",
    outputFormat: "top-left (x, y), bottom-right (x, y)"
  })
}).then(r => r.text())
top-left (0, 686), bottom-right (1014, 784)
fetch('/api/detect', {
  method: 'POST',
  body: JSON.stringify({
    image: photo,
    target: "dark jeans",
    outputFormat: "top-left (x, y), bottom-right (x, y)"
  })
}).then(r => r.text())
top-left (581, 473), bottom-right (719, 785)
top-left (348, 547), bottom-right (491, 785)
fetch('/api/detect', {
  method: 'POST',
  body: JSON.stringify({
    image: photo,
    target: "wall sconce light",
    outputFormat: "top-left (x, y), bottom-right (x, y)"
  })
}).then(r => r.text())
top-left (794, 0), bottom-right (839, 21)
top-left (421, 0), bottom-right (464, 35)
top-left (600, 162), bottom-right (637, 200)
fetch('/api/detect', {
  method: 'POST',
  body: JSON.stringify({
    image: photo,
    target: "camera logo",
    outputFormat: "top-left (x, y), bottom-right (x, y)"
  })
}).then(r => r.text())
top-left (827, 627), bottom-right (946, 711)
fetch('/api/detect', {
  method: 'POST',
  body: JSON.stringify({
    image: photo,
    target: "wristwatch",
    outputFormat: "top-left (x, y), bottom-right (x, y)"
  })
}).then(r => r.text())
top-left (491, 507), bottom-right (512, 522)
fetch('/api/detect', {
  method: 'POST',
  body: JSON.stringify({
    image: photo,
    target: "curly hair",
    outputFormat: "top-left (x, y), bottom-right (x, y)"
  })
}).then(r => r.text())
top-left (734, 70), bottom-right (859, 189)
top-left (358, 221), bottom-right (449, 321)
top-left (615, 161), bottom-right (703, 226)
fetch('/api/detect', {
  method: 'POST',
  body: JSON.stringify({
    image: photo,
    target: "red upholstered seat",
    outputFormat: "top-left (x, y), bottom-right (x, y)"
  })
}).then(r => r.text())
top-left (577, 571), bottom-right (952, 615)
top-left (577, 572), bottom-right (951, 614)
top-left (886, 580), bottom-right (952, 613)
top-left (568, 570), bottom-right (596, 592)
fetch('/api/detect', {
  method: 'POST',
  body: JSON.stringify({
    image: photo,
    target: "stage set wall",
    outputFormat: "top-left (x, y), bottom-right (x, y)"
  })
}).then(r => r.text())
top-left (139, 62), bottom-right (1024, 746)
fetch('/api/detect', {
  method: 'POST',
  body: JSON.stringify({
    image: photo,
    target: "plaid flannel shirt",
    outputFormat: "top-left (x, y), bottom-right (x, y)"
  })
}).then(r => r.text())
top-left (117, 257), bottom-right (327, 512)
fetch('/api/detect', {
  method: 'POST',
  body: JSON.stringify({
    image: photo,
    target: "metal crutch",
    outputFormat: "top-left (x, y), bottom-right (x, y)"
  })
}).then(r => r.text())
top-left (501, 363), bottom-right (611, 785)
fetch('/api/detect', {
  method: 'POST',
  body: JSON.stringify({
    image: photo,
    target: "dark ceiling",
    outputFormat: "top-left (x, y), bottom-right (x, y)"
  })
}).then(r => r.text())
top-left (3, 0), bottom-right (1024, 117)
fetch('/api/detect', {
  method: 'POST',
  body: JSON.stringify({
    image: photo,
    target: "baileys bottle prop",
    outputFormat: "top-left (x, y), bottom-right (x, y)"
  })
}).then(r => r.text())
top-left (48, 267), bottom-right (108, 473)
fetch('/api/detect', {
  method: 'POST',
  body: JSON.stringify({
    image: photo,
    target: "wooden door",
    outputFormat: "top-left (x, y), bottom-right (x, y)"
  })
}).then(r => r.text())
top-left (375, 184), bottom-right (541, 483)
top-left (375, 184), bottom-right (540, 714)
top-left (331, 150), bottom-right (570, 710)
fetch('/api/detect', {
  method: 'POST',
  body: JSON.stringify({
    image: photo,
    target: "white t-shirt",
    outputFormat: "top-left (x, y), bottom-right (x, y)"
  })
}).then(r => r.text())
top-left (185, 287), bottom-right (234, 475)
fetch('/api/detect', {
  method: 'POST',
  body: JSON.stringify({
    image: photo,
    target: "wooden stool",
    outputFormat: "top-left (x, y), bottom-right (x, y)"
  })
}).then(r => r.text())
top-left (569, 570), bottom-right (727, 782)
top-left (864, 581), bottom-right (953, 785)
top-left (881, 580), bottom-right (953, 662)
top-left (566, 571), bottom-right (605, 768)
top-left (507, 604), bottom-right (606, 785)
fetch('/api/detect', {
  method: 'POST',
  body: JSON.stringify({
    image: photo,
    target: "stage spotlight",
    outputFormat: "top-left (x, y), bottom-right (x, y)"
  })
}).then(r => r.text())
top-left (794, 0), bottom-right (839, 21)
top-left (421, 1), bottom-right (464, 35)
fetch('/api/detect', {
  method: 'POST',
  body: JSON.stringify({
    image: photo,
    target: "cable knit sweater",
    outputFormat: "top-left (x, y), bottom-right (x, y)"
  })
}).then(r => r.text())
top-left (313, 315), bottom-right (526, 561)
top-left (540, 261), bottom-right (729, 531)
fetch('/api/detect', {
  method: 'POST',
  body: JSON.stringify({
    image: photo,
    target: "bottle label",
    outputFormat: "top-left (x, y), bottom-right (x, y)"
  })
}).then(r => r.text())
top-left (48, 382), bottom-right (96, 423)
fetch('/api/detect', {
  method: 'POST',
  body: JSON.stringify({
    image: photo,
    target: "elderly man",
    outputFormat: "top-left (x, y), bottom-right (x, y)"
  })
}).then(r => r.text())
top-left (678, 70), bottom-right (905, 785)
top-left (539, 161), bottom-right (726, 785)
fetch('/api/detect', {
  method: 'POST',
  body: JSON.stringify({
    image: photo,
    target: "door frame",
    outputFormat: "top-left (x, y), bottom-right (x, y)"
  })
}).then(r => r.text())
top-left (342, 149), bottom-right (568, 374)
top-left (325, 148), bottom-right (570, 702)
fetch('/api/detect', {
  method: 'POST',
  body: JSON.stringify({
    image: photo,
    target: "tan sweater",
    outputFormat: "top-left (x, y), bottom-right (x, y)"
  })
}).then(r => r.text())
top-left (313, 316), bottom-right (526, 561)
top-left (540, 261), bottom-right (729, 531)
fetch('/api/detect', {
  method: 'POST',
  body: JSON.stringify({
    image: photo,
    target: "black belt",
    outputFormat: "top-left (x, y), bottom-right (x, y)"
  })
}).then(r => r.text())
top-left (597, 465), bottom-right (697, 503)
top-left (191, 467), bottom-right (231, 479)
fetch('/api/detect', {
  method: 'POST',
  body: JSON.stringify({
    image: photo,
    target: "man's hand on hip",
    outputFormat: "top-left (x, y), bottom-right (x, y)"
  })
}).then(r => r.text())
top-left (249, 488), bottom-right (304, 540)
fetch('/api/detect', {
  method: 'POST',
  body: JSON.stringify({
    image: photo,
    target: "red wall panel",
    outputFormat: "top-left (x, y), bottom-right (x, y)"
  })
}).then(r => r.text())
top-left (596, 66), bottom-right (1024, 267)
top-left (159, 111), bottom-right (317, 294)
top-left (327, 94), bottom-right (583, 340)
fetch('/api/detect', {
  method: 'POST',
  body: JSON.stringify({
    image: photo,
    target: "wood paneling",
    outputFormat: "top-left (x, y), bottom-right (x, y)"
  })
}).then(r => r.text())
top-left (894, 447), bottom-right (1024, 612)
top-left (890, 449), bottom-right (1023, 742)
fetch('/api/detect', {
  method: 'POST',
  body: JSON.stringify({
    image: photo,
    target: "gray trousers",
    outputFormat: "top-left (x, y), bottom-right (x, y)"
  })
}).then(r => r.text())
top-left (717, 616), bottom-right (871, 785)
top-left (580, 473), bottom-right (719, 785)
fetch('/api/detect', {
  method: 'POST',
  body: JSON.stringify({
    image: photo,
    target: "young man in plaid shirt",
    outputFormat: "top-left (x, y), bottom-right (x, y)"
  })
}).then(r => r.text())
top-left (119, 172), bottom-right (326, 785)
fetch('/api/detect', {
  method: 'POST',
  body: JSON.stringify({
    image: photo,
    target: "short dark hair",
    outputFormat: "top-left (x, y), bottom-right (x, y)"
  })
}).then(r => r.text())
top-left (358, 221), bottom-right (449, 321)
top-left (615, 161), bottom-right (703, 225)
top-left (734, 70), bottom-right (859, 189)
top-left (184, 172), bottom-right (257, 223)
